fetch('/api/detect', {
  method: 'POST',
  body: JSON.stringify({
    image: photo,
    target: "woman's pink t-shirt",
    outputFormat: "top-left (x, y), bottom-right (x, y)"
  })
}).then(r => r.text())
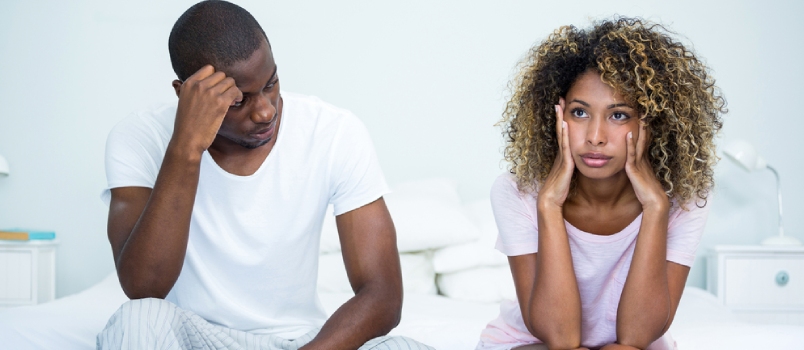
top-left (477, 174), bottom-right (709, 350)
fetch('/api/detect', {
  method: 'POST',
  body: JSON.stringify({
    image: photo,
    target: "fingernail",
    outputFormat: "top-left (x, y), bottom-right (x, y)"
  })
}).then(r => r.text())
top-left (628, 132), bottom-right (633, 139)
top-left (555, 105), bottom-right (560, 114)
top-left (563, 121), bottom-right (567, 129)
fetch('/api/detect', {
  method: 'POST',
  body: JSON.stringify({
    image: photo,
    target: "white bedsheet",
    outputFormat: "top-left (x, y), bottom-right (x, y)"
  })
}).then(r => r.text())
top-left (1, 273), bottom-right (802, 349)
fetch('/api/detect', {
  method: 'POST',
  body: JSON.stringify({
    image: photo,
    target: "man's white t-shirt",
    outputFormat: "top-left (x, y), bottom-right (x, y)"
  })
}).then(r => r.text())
top-left (102, 91), bottom-right (390, 338)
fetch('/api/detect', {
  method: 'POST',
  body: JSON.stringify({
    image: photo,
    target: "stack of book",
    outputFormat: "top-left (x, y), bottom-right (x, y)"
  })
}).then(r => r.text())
top-left (0, 229), bottom-right (56, 241)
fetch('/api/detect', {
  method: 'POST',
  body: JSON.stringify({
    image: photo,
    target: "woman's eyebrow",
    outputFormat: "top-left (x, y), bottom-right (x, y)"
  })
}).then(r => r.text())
top-left (570, 99), bottom-right (590, 107)
top-left (607, 103), bottom-right (630, 109)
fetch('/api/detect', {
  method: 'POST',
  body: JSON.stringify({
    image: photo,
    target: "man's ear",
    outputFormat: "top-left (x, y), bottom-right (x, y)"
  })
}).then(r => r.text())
top-left (171, 79), bottom-right (183, 98)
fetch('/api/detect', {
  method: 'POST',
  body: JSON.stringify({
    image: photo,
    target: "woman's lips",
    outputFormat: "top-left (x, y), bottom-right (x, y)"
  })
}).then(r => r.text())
top-left (580, 153), bottom-right (612, 168)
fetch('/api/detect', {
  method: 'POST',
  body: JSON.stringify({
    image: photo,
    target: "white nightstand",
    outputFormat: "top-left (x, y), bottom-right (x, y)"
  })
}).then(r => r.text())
top-left (707, 245), bottom-right (804, 325)
top-left (0, 240), bottom-right (57, 309)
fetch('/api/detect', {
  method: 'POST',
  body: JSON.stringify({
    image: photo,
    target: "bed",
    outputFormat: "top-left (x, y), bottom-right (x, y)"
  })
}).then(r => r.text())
top-left (1, 273), bottom-right (803, 349)
top-left (2, 178), bottom-right (803, 349)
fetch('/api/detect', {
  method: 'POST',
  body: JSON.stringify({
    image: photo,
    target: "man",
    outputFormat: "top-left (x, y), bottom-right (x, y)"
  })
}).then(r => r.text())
top-left (98, 1), bottom-right (432, 349)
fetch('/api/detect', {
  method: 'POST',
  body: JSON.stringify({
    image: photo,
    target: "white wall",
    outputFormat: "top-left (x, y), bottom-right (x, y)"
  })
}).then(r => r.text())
top-left (0, 0), bottom-right (802, 297)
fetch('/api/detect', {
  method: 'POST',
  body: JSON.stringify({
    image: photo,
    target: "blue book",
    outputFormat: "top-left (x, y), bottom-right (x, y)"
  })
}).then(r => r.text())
top-left (0, 229), bottom-right (56, 240)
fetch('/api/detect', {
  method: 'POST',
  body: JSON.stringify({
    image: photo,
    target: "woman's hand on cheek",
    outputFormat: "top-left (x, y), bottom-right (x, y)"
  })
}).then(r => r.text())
top-left (538, 104), bottom-right (575, 210)
top-left (625, 124), bottom-right (669, 213)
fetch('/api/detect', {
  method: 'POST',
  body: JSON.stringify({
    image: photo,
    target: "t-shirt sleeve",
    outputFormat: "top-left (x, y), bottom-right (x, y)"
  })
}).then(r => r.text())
top-left (666, 199), bottom-right (710, 267)
top-left (328, 113), bottom-right (390, 216)
top-left (100, 112), bottom-right (167, 206)
top-left (492, 173), bottom-right (540, 256)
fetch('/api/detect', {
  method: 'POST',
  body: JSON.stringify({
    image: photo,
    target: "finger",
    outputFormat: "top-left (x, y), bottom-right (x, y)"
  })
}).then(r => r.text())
top-left (635, 121), bottom-right (648, 160)
top-left (209, 76), bottom-right (237, 96)
top-left (222, 84), bottom-right (243, 106)
top-left (185, 65), bottom-right (216, 83)
top-left (200, 71), bottom-right (229, 88)
top-left (562, 119), bottom-right (570, 156)
top-left (627, 130), bottom-right (636, 166)
top-left (555, 104), bottom-right (564, 150)
top-left (638, 123), bottom-right (650, 160)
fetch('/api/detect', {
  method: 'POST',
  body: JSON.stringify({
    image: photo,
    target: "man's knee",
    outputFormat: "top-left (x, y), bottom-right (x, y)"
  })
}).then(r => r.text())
top-left (359, 335), bottom-right (435, 350)
top-left (103, 298), bottom-right (181, 335)
top-left (98, 298), bottom-right (182, 349)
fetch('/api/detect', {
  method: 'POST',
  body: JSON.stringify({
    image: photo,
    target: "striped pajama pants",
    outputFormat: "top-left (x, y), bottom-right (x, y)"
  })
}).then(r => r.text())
top-left (97, 298), bottom-right (434, 350)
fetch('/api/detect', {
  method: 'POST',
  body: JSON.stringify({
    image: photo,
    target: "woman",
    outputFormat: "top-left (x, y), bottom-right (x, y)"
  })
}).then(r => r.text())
top-left (477, 18), bottom-right (726, 350)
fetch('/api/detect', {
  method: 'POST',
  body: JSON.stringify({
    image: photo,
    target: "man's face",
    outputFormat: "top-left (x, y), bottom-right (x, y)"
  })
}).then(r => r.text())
top-left (215, 39), bottom-right (281, 150)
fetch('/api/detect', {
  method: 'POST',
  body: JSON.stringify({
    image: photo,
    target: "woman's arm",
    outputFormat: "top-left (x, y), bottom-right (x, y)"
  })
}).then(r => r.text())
top-left (507, 103), bottom-right (584, 350)
top-left (509, 244), bottom-right (583, 350)
top-left (615, 125), bottom-right (690, 348)
top-left (534, 203), bottom-right (583, 349)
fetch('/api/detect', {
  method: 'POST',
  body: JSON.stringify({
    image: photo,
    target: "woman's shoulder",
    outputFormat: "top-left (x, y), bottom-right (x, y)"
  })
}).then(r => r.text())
top-left (490, 173), bottom-right (539, 211)
top-left (668, 196), bottom-right (711, 225)
top-left (491, 173), bottom-right (538, 197)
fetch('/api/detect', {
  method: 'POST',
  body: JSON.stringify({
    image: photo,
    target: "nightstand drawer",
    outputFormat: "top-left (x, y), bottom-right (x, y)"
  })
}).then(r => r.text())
top-left (724, 256), bottom-right (804, 309)
top-left (0, 250), bottom-right (33, 301)
top-left (0, 241), bottom-right (57, 308)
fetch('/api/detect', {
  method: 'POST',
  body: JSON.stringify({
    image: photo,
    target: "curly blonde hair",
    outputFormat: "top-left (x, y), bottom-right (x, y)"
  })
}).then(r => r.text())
top-left (502, 17), bottom-right (726, 206)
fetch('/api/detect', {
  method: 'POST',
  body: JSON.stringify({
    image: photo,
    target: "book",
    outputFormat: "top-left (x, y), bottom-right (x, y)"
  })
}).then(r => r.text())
top-left (0, 229), bottom-right (56, 241)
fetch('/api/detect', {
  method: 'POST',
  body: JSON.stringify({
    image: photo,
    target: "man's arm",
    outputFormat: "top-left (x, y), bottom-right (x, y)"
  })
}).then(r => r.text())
top-left (301, 198), bottom-right (402, 350)
top-left (108, 65), bottom-right (241, 299)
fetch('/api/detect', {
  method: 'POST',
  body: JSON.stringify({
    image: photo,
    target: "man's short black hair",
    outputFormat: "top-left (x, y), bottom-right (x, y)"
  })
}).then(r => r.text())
top-left (168, 0), bottom-right (268, 81)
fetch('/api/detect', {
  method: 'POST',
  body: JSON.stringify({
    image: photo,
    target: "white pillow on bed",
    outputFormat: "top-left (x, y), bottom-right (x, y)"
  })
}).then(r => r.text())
top-left (318, 251), bottom-right (437, 295)
top-left (433, 199), bottom-right (507, 273)
top-left (320, 178), bottom-right (481, 254)
top-left (436, 266), bottom-right (516, 303)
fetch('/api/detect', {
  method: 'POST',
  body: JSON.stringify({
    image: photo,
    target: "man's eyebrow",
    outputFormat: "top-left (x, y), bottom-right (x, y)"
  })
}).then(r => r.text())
top-left (242, 66), bottom-right (278, 96)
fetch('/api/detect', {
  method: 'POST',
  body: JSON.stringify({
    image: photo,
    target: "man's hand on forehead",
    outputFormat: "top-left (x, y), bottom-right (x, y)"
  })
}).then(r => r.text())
top-left (171, 65), bottom-right (243, 154)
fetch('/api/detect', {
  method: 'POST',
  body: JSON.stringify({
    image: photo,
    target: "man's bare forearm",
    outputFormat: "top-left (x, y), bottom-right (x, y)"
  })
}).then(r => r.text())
top-left (114, 143), bottom-right (202, 299)
top-left (301, 283), bottom-right (401, 350)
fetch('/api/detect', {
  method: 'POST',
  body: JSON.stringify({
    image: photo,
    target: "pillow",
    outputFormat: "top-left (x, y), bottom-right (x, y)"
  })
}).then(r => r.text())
top-left (318, 251), bottom-right (437, 295)
top-left (436, 266), bottom-right (516, 303)
top-left (432, 199), bottom-right (506, 273)
top-left (320, 178), bottom-right (481, 253)
top-left (386, 177), bottom-right (462, 207)
top-left (386, 196), bottom-right (481, 252)
top-left (432, 242), bottom-right (507, 274)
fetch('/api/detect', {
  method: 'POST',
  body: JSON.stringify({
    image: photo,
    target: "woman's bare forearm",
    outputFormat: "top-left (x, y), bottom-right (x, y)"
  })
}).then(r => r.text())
top-left (529, 203), bottom-right (582, 349)
top-left (616, 205), bottom-right (670, 348)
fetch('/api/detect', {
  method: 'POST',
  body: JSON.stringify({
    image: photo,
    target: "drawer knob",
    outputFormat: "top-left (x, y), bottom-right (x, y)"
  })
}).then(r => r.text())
top-left (776, 271), bottom-right (789, 286)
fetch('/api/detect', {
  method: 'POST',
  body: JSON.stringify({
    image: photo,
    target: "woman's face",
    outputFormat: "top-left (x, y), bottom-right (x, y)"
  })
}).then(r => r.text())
top-left (560, 70), bottom-right (642, 180)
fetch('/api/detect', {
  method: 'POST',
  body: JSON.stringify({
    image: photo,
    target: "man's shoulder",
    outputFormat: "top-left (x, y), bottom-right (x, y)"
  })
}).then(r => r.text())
top-left (112, 103), bottom-right (176, 135)
top-left (106, 102), bottom-right (176, 161)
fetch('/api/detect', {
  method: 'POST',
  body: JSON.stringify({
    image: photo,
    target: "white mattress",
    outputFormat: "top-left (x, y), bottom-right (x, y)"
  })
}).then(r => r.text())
top-left (1, 273), bottom-right (802, 349)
